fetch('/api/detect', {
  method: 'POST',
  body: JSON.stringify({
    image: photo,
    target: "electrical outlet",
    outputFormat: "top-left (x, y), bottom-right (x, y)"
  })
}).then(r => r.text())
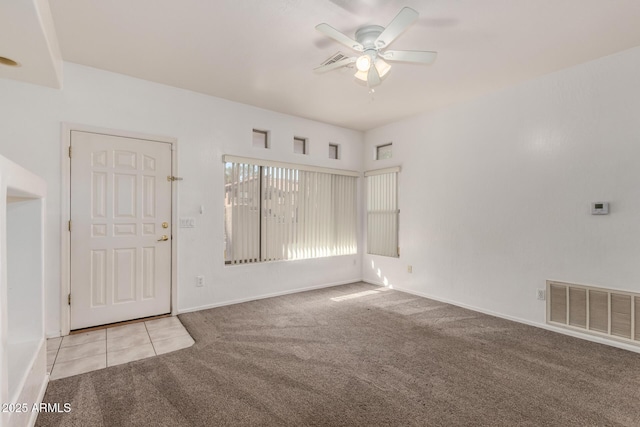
top-left (407, 265), bottom-right (412, 273)
top-left (353, 259), bottom-right (357, 265)
top-left (196, 275), bottom-right (204, 287)
top-left (537, 289), bottom-right (546, 300)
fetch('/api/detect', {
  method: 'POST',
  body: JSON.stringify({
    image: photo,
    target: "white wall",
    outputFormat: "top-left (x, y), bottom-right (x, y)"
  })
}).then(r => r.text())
top-left (0, 63), bottom-right (364, 336)
top-left (363, 46), bottom-right (640, 325)
top-left (5, 45), bottom-right (639, 338)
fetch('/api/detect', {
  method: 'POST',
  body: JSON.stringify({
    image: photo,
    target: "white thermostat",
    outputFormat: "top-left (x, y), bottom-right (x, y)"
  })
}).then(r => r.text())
top-left (591, 202), bottom-right (609, 215)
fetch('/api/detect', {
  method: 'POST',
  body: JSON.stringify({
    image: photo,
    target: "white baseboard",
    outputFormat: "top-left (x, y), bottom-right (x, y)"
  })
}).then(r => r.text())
top-left (178, 278), bottom-right (363, 314)
top-left (362, 279), bottom-right (640, 355)
top-left (28, 374), bottom-right (50, 427)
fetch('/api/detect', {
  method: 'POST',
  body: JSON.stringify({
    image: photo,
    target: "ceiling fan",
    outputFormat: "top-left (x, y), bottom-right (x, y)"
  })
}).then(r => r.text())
top-left (314, 7), bottom-right (437, 88)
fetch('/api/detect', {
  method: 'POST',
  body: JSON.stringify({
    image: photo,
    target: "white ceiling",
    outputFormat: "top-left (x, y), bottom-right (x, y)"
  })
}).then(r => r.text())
top-left (0, 0), bottom-right (62, 88)
top-left (4, 1), bottom-right (640, 130)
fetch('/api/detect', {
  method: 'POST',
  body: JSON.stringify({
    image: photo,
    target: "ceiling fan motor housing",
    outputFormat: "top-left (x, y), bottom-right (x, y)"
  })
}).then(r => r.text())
top-left (355, 25), bottom-right (385, 50)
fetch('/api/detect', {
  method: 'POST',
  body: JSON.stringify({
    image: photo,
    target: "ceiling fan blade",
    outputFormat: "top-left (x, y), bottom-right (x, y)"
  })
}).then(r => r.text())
top-left (313, 56), bottom-right (356, 73)
top-left (315, 23), bottom-right (364, 52)
top-left (367, 66), bottom-right (381, 87)
top-left (375, 7), bottom-right (419, 48)
top-left (380, 50), bottom-right (437, 65)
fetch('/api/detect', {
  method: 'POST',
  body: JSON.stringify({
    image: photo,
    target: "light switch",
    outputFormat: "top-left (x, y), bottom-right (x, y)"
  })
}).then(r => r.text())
top-left (179, 217), bottom-right (196, 228)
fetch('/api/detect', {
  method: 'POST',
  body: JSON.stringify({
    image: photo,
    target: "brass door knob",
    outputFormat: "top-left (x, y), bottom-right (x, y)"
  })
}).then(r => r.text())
top-left (157, 235), bottom-right (169, 242)
top-left (162, 222), bottom-right (169, 229)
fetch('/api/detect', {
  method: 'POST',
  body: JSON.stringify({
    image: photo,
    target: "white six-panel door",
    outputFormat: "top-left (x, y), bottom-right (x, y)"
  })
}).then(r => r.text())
top-left (70, 131), bottom-right (172, 330)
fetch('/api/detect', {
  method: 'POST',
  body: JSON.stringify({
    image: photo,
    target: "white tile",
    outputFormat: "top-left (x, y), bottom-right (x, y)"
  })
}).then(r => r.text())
top-left (148, 324), bottom-right (189, 342)
top-left (56, 340), bottom-right (106, 363)
top-left (107, 343), bottom-right (156, 367)
top-left (153, 334), bottom-right (195, 355)
top-left (61, 330), bottom-right (105, 348)
top-left (145, 317), bottom-right (181, 332)
top-left (45, 319), bottom-right (193, 379)
top-left (106, 322), bottom-right (147, 339)
top-left (107, 331), bottom-right (151, 352)
top-left (50, 354), bottom-right (106, 380)
top-left (47, 337), bottom-right (62, 351)
top-left (47, 348), bottom-right (59, 366)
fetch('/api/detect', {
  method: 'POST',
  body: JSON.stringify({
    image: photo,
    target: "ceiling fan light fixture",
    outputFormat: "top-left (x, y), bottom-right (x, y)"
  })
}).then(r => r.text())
top-left (375, 58), bottom-right (391, 78)
top-left (355, 55), bottom-right (372, 72)
top-left (354, 69), bottom-right (369, 82)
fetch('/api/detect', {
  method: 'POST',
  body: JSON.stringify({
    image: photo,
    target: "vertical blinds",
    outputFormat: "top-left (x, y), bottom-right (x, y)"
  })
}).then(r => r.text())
top-left (366, 168), bottom-right (399, 257)
top-left (224, 157), bottom-right (357, 264)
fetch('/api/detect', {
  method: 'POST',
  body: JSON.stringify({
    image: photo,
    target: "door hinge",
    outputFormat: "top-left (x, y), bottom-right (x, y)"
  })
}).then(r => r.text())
top-left (68, 294), bottom-right (71, 305)
top-left (167, 176), bottom-right (183, 182)
top-left (68, 146), bottom-right (72, 158)
top-left (68, 220), bottom-right (72, 231)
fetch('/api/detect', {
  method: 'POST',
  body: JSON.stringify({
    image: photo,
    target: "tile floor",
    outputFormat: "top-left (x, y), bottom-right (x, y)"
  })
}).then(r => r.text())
top-left (46, 316), bottom-right (194, 380)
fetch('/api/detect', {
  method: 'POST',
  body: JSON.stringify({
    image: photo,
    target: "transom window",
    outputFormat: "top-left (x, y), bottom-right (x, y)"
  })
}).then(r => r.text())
top-left (376, 143), bottom-right (392, 160)
top-left (294, 137), bottom-right (307, 154)
top-left (252, 129), bottom-right (269, 149)
top-left (329, 143), bottom-right (339, 159)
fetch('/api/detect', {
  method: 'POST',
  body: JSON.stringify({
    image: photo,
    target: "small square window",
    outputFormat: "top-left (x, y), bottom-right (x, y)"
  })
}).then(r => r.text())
top-left (294, 137), bottom-right (307, 154)
top-left (376, 143), bottom-right (392, 160)
top-left (252, 129), bottom-right (269, 149)
top-left (329, 143), bottom-right (339, 159)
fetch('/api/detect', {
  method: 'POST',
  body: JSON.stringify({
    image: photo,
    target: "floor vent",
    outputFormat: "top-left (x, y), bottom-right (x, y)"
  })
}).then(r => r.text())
top-left (547, 281), bottom-right (639, 345)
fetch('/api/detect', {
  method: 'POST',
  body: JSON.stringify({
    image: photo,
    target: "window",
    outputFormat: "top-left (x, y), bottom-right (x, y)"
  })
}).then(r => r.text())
top-left (366, 167), bottom-right (400, 257)
top-left (329, 143), bottom-right (339, 159)
top-left (293, 137), bottom-right (307, 154)
top-left (224, 155), bottom-right (358, 264)
top-left (252, 129), bottom-right (269, 149)
top-left (376, 143), bottom-right (392, 160)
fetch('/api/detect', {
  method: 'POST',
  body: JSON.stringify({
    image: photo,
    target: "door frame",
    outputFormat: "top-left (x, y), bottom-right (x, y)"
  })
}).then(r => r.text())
top-left (60, 123), bottom-right (179, 336)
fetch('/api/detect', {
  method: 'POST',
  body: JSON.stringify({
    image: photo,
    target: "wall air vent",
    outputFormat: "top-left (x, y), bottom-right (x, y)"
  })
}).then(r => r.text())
top-left (547, 281), bottom-right (639, 346)
top-left (321, 52), bottom-right (350, 67)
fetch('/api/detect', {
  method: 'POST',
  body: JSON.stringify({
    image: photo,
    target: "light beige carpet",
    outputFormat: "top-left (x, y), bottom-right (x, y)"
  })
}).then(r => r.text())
top-left (37, 282), bottom-right (640, 426)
